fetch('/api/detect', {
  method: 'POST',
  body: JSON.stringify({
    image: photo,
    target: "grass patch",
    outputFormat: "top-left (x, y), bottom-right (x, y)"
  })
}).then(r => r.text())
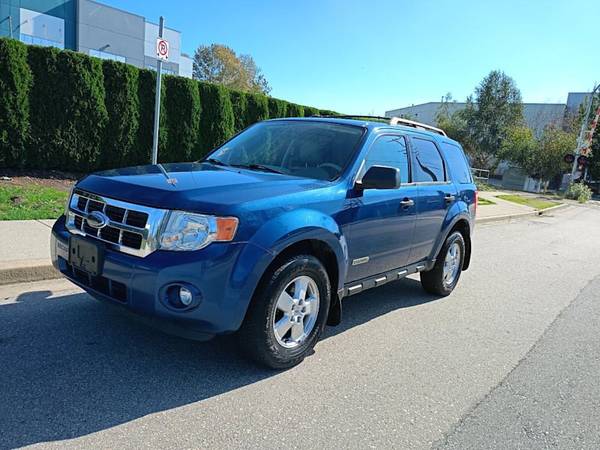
top-left (0, 185), bottom-right (67, 220)
top-left (475, 180), bottom-right (495, 191)
top-left (477, 197), bottom-right (496, 206)
top-left (496, 194), bottom-right (559, 210)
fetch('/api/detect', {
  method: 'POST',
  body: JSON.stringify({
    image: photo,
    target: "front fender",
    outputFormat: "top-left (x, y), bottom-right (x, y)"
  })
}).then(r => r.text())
top-left (225, 209), bottom-right (348, 331)
top-left (251, 208), bottom-right (348, 289)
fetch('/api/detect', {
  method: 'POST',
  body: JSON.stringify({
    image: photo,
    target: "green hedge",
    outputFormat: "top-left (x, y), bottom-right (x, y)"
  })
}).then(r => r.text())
top-left (100, 60), bottom-right (139, 169)
top-left (198, 82), bottom-right (235, 155)
top-left (164, 76), bottom-right (201, 162)
top-left (0, 38), bottom-right (31, 168)
top-left (0, 38), bottom-right (337, 171)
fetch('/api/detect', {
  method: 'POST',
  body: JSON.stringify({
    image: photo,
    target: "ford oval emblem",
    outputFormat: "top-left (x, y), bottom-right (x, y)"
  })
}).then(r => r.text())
top-left (87, 211), bottom-right (109, 229)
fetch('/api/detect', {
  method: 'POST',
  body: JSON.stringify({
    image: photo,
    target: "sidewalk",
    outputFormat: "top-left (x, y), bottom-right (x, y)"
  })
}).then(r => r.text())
top-left (0, 219), bottom-right (58, 285)
top-left (477, 191), bottom-right (535, 219)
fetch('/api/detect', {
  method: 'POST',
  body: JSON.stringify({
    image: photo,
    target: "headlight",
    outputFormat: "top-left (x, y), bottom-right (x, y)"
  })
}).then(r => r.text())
top-left (159, 211), bottom-right (238, 251)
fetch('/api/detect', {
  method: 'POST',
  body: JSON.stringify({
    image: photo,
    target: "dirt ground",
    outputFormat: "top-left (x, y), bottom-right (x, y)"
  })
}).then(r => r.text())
top-left (0, 170), bottom-right (79, 192)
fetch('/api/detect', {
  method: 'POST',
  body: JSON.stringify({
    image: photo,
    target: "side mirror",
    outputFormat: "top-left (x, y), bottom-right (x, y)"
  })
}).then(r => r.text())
top-left (358, 165), bottom-right (400, 190)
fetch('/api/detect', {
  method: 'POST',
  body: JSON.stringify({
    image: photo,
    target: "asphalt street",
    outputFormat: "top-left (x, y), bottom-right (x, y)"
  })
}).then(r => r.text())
top-left (1, 204), bottom-right (599, 449)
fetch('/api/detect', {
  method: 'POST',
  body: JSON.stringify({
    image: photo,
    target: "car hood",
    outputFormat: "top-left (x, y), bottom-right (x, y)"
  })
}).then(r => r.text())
top-left (76, 162), bottom-right (331, 214)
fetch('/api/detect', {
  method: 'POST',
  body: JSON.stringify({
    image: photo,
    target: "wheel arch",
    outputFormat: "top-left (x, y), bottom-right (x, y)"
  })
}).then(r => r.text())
top-left (249, 238), bottom-right (344, 327)
top-left (430, 215), bottom-right (472, 271)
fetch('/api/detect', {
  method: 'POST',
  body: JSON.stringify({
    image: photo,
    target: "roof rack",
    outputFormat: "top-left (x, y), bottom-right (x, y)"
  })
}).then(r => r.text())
top-left (319, 115), bottom-right (447, 136)
top-left (388, 117), bottom-right (447, 136)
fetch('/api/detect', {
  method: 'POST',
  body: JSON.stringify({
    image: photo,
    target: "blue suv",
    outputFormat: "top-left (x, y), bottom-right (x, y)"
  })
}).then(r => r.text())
top-left (51, 116), bottom-right (476, 368)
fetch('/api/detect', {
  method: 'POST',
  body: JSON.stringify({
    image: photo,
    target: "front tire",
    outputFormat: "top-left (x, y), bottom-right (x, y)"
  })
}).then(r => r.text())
top-left (238, 255), bottom-right (331, 369)
top-left (420, 231), bottom-right (465, 296)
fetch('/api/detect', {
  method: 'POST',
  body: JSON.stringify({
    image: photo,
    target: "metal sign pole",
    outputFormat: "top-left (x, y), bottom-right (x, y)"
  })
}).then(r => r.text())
top-left (151, 16), bottom-right (165, 165)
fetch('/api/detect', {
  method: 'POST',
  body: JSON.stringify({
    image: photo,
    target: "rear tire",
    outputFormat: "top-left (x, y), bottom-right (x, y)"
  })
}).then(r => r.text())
top-left (237, 254), bottom-right (331, 369)
top-left (420, 231), bottom-right (465, 296)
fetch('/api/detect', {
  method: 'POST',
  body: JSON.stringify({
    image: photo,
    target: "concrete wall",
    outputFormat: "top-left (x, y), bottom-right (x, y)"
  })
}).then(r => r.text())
top-left (77, 0), bottom-right (144, 68)
top-left (0, 0), bottom-right (76, 49)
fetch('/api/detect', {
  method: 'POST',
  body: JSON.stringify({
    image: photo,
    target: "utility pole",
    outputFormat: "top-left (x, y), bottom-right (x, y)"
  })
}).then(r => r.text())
top-left (8, 15), bottom-right (13, 39)
top-left (151, 16), bottom-right (165, 165)
top-left (570, 84), bottom-right (600, 184)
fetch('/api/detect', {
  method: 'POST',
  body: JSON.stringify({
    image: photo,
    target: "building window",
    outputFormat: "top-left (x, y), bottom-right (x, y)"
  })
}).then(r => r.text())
top-left (19, 33), bottom-right (64, 49)
top-left (19, 8), bottom-right (65, 49)
top-left (146, 64), bottom-right (176, 75)
top-left (89, 49), bottom-right (126, 63)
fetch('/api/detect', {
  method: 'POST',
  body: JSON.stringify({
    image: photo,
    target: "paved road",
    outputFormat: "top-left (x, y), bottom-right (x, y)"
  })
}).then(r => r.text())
top-left (1, 205), bottom-right (599, 449)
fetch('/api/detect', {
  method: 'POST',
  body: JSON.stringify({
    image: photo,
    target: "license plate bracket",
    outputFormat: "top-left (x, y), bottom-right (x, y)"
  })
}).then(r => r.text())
top-left (69, 236), bottom-right (103, 276)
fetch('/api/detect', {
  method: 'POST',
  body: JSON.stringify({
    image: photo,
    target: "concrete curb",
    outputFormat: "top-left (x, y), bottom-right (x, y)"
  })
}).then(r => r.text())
top-left (476, 202), bottom-right (570, 224)
top-left (0, 259), bottom-right (60, 286)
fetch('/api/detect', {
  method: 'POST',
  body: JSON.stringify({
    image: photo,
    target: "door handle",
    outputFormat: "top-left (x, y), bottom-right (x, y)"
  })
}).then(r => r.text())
top-left (400, 198), bottom-right (415, 208)
top-left (445, 194), bottom-right (456, 204)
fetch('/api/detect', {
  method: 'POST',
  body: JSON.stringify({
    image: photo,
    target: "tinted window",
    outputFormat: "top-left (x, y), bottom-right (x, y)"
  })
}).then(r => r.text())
top-left (361, 135), bottom-right (409, 183)
top-left (208, 121), bottom-right (365, 181)
top-left (411, 138), bottom-right (445, 182)
top-left (440, 142), bottom-right (472, 183)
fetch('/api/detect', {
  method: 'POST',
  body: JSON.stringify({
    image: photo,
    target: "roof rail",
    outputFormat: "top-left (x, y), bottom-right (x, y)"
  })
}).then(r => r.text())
top-left (319, 115), bottom-right (447, 136)
top-left (388, 117), bottom-right (447, 136)
top-left (320, 115), bottom-right (390, 122)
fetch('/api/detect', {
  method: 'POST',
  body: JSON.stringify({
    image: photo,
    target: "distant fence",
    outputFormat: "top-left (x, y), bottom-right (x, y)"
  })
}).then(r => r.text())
top-left (471, 168), bottom-right (490, 182)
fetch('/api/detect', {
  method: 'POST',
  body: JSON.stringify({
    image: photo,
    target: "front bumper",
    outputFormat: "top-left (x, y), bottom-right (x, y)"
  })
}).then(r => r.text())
top-left (51, 215), bottom-right (270, 335)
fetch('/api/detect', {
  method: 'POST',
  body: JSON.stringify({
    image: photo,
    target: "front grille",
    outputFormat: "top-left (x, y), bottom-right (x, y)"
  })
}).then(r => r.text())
top-left (125, 210), bottom-right (149, 228)
top-left (68, 263), bottom-right (128, 303)
top-left (66, 189), bottom-right (168, 257)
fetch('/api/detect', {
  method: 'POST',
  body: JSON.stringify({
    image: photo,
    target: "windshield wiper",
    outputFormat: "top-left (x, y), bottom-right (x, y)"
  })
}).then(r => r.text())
top-left (203, 158), bottom-right (230, 167)
top-left (233, 163), bottom-right (285, 174)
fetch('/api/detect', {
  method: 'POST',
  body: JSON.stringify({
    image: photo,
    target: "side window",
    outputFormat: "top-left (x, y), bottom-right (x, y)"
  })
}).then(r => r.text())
top-left (440, 142), bottom-right (472, 184)
top-left (411, 138), bottom-right (445, 182)
top-left (361, 135), bottom-right (409, 184)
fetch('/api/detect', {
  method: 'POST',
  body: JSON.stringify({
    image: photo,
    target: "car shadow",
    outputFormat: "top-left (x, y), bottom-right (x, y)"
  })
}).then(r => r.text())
top-left (0, 277), bottom-right (441, 448)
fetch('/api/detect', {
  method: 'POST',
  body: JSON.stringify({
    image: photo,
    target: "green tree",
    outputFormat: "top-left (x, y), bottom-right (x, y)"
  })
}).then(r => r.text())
top-left (436, 73), bottom-right (524, 170)
top-left (435, 94), bottom-right (476, 158)
top-left (468, 71), bottom-right (524, 170)
top-left (529, 127), bottom-right (575, 189)
top-left (193, 44), bottom-right (271, 94)
top-left (498, 125), bottom-right (538, 173)
top-left (578, 94), bottom-right (600, 181)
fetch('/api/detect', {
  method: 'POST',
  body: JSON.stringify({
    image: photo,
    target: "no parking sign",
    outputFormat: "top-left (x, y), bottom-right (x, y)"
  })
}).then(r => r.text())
top-left (156, 38), bottom-right (169, 61)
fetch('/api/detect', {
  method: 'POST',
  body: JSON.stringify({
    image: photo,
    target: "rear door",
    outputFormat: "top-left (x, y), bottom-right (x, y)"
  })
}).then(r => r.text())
top-left (345, 134), bottom-right (418, 281)
top-left (408, 136), bottom-right (457, 263)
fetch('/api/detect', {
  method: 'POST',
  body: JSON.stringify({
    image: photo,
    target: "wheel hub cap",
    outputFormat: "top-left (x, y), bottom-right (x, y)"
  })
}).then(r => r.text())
top-left (443, 242), bottom-right (461, 286)
top-left (272, 275), bottom-right (320, 348)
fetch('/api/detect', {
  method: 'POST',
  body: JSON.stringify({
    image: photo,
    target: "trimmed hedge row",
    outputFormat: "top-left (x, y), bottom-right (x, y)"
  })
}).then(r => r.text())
top-left (0, 38), bottom-right (338, 172)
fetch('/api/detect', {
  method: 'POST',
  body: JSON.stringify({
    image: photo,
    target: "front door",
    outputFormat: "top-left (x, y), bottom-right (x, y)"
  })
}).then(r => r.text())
top-left (345, 134), bottom-right (418, 282)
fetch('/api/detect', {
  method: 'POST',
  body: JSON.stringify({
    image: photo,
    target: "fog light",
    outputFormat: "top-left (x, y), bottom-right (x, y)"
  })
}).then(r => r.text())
top-left (179, 286), bottom-right (193, 306)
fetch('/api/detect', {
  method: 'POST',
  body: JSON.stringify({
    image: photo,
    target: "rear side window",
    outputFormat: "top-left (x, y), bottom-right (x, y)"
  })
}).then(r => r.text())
top-left (440, 142), bottom-right (472, 184)
top-left (411, 138), bottom-right (445, 182)
top-left (361, 135), bottom-right (409, 183)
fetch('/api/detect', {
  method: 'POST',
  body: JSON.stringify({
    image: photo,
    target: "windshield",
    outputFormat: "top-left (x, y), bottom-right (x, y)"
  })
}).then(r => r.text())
top-left (206, 121), bottom-right (365, 181)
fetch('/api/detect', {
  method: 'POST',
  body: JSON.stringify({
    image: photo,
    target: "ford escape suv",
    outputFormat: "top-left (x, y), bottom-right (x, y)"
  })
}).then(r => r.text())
top-left (51, 116), bottom-right (476, 369)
